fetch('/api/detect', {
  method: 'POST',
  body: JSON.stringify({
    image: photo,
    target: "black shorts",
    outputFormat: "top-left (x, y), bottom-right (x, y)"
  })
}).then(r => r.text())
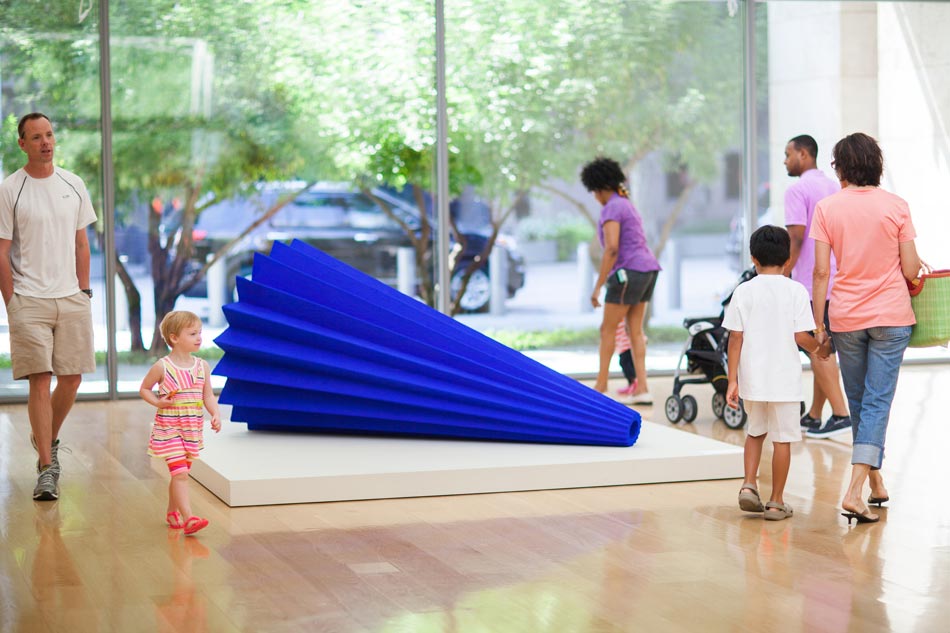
top-left (799, 300), bottom-right (835, 354)
top-left (605, 269), bottom-right (658, 305)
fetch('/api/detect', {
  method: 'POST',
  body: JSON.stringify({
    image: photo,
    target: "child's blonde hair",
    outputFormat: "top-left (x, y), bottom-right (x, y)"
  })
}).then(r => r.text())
top-left (159, 310), bottom-right (201, 346)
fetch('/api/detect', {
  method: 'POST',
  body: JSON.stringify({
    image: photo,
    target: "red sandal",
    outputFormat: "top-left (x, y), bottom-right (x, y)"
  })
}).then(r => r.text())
top-left (183, 516), bottom-right (209, 536)
top-left (166, 511), bottom-right (184, 529)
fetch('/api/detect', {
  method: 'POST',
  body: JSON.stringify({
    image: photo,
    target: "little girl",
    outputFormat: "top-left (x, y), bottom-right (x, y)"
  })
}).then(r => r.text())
top-left (614, 321), bottom-right (638, 396)
top-left (139, 310), bottom-right (220, 536)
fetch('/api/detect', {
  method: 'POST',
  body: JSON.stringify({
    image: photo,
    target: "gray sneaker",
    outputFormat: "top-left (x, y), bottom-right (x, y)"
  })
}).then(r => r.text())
top-left (805, 415), bottom-right (852, 439)
top-left (33, 466), bottom-right (59, 501)
top-left (30, 435), bottom-right (62, 475)
top-left (800, 413), bottom-right (821, 431)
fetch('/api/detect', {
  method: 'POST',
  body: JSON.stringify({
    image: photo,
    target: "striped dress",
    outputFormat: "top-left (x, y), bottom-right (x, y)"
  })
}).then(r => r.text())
top-left (615, 322), bottom-right (631, 354)
top-left (148, 356), bottom-right (206, 460)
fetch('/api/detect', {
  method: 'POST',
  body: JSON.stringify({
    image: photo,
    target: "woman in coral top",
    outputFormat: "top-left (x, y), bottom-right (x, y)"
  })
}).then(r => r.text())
top-left (810, 133), bottom-right (925, 524)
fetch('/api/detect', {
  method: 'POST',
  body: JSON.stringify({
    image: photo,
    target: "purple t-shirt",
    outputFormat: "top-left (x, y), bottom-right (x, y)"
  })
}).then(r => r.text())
top-left (784, 169), bottom-right (839, 300)
top-left (598, 193), bottom-right (661, 274)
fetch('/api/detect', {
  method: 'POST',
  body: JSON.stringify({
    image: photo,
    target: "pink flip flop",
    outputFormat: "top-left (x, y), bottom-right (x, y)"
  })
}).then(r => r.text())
top-left (166, 511), bottom-right (184, 529)
top-left (183, 516), bottom-right (209, 536)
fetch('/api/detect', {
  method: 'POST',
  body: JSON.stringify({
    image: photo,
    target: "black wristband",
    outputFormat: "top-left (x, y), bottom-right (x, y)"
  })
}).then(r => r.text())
top-left (81, 288), bottom-right (93, 298)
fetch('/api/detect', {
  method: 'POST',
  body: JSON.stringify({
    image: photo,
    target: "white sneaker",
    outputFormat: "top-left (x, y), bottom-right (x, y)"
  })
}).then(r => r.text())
top-left (627, 392), bottom-right (654, 406)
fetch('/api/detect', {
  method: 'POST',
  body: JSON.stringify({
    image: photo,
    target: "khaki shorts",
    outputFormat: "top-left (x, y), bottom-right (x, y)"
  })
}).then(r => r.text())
top-left (7, 292), bottom-right (96, 380)
top-left (744, 401), bottom-right (802, 443)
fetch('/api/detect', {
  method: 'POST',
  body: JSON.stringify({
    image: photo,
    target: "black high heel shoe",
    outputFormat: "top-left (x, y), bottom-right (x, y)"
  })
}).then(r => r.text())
top-left (841, 509), bottom-right (880, 524)
top-left (867, 495), bottom-right (889, 506)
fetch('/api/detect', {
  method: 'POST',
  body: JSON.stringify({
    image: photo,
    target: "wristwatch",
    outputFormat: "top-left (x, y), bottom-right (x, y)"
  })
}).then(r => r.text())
top-left (81, 288), bottom-right (93, 298)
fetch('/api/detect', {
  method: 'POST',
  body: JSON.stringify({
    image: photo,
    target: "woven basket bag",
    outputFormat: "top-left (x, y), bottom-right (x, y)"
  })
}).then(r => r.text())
top-left (908, 270), bottom-right (950, 348)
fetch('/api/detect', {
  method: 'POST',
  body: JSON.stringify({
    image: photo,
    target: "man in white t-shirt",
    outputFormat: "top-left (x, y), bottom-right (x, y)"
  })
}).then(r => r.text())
top-left (0, 113), bottom-right (97, 501)
top-left (724, 225), bottom-right (822, 521)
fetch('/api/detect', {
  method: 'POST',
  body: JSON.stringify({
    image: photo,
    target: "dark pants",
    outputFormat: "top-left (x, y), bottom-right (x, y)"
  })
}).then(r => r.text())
top-left (619, 349), bottom-right (637, 383)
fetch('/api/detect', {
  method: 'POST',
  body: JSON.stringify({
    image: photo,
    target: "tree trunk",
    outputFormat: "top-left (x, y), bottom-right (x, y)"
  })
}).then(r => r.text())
top-left (113, 254), bottom-right (144, 352)
top-left (449, 195), bottom-right (521, 316)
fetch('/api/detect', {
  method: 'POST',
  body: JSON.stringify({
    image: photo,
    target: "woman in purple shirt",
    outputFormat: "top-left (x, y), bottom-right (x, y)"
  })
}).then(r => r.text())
top-left (581, 157), bottom-right (661, 405)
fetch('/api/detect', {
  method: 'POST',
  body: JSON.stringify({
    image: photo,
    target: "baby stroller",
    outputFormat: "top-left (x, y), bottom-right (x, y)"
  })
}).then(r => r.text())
top-left (664, 268), bottom-right (756, 429)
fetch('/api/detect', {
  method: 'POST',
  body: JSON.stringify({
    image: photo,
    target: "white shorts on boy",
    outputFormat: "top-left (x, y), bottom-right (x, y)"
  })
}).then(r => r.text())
top-left (744, 401), bottom-right (802, 443)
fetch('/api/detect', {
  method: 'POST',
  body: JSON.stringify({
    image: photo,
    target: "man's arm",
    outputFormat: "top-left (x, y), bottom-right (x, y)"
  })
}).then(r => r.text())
top-left (75, 229), bottom-right (91, 290)
top-left (784, 185), bottom-right (807, 277)
top-left (785, 224), bottom-right (806, 276)
top-left (0, 238), bottom-right (13, 305)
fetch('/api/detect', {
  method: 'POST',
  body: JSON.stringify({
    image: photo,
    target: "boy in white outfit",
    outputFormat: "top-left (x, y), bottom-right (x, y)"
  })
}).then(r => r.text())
top-left (724, 225), bottom-right (824, 520)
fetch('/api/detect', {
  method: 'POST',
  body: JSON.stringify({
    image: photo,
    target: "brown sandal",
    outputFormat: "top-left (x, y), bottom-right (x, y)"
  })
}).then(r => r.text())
top-left (764, 501), bottom-right (793, 521)
top-left (738, 485), bottom-right (765, 512)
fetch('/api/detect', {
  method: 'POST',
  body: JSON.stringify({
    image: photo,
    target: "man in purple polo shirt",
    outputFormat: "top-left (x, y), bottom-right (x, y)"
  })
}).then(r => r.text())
top-left (783, 134), bottom-right (851, 439)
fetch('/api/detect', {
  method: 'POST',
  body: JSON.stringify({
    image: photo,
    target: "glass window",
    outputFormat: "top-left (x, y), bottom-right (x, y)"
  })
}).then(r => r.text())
top-left (445, 0), bottom-right (746, 326)
top-left (106, 1), bottom-right (436, 393)
top-left (0, 5), bottom-right (105, 398)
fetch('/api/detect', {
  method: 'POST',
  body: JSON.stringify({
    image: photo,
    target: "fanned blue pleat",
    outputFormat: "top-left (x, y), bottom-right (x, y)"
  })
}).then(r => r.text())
top-left (213, 239), bottom-right (641, 446)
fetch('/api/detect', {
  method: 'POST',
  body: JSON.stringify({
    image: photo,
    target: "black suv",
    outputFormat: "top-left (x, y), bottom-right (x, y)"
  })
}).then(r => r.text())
top-left (177, 182), bottom-right (525, 312)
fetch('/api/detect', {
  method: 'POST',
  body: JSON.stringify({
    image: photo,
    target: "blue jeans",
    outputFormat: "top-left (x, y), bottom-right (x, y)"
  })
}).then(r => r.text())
top-left (832, 326), bottom-right (911, 469)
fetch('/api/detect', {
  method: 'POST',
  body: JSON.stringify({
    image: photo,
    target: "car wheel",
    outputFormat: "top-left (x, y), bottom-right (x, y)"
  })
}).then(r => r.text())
top-left (451, 267), bottom-right (491, 313)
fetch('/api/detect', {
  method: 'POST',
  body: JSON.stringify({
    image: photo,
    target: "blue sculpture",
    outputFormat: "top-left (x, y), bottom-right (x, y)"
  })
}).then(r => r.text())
top-left (213, 240), bottom-right (641, 446)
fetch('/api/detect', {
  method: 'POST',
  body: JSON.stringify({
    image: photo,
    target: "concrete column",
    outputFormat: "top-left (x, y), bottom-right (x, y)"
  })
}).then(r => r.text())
top-left (206, 257), bottom-right (226, 327)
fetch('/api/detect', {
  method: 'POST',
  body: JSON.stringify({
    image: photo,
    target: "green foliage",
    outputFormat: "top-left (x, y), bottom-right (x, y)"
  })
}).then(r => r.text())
top-left (484, 324), bottom-right (686, 351)
top-left (2, 0), bottom-right (744, 327)
top-left (0, 346), bottom-right (224, 370)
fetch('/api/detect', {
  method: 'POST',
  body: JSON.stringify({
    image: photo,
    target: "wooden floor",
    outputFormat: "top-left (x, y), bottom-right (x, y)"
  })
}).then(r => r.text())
top-left (1, 365), bottom-right (949, 633)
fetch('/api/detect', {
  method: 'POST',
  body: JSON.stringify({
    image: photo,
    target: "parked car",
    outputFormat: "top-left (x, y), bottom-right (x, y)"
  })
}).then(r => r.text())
top-left (175, 182), bottom-right (525, 312)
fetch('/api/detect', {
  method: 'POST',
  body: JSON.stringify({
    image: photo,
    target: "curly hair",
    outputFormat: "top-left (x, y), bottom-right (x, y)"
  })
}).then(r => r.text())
top-left (580, 157), bottom-right (627, 194)
top-left (832, 133), bottom-right (883, 187)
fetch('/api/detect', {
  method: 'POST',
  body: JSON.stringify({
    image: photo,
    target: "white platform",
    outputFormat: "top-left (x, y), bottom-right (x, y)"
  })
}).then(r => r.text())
top-left (190, 418), bottom-right (744, 507)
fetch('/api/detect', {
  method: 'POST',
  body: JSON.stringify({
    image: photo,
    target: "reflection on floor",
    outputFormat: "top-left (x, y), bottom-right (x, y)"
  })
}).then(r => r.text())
top-left (1, 367), bottom-right (949, 632)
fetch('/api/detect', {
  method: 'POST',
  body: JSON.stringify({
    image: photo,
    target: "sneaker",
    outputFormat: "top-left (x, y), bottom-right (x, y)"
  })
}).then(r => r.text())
top-left (805, 415), bottom-right (852, 439)
top-left (33, 466), bottom-right (59, 501)
top-left (627, 392), bottom-right (654, 406)
top-left (800, 413), bottom-right (821, 431)
top-left (30, 435), bottom-right (62, 475)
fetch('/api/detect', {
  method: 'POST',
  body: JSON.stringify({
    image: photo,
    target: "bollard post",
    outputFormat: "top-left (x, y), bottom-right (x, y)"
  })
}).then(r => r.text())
top-left (397, 247), bottom-right (416, 297)
top-left (489, 247), bottom-right (508, 316)
top-left (577, 242), bottom-right (593, 313)
top-left (207, 256), bottom-right (226, 327)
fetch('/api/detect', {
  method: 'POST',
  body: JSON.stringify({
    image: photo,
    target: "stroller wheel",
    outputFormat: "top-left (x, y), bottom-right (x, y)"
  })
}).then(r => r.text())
top-left (681, 395), bottom-right (698, 423)
top-left (723, 399), bottom-right (748, 430)
top-left (711, 393), bottom-right (726, 419)
top-left (665, 395), bottom-right (683, 423)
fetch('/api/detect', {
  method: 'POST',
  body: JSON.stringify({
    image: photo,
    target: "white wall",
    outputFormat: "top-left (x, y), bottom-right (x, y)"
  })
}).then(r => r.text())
top-left (768, 2), bottom-right (950, 269)
top-left (876, 3), bottom-right (950, 266)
